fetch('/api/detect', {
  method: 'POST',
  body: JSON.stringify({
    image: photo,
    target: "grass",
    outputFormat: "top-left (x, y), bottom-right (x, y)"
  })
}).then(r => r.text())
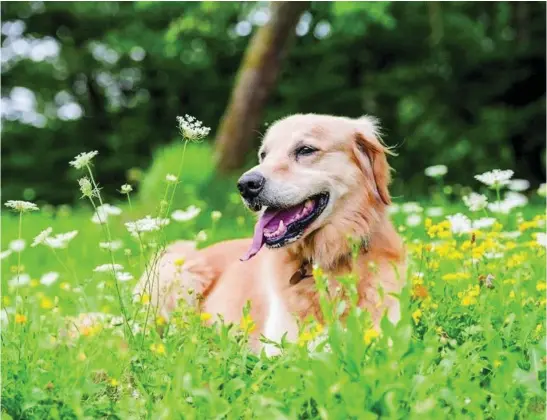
top-left (1, 146), bottom-right (546, 419)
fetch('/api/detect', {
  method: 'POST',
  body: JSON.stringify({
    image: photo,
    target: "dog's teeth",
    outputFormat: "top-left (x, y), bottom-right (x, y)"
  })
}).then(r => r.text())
top-left (278, 219), bottom-right (286, 234)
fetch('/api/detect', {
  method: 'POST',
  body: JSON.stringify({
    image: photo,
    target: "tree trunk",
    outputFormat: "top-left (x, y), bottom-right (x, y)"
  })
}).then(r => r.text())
top-left (214, 1), bottom-right (309, 174)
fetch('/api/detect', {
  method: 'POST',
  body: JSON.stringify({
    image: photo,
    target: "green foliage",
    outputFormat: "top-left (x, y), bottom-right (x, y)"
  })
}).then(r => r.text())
top-left (1, 196), bottom-right (546, 418)
top-left (138, 141), bottom-right (214, 209)
top-left (1, 2), bottom-right (545, 205)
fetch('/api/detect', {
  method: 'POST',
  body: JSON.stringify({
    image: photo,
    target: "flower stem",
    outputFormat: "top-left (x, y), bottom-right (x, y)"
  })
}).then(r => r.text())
top-left (86, 165), bottom-right (133, 340)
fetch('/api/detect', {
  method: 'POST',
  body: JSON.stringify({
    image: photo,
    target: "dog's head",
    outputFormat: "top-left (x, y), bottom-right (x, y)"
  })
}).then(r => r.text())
top-left (238, 113), bottom-right (393, 262)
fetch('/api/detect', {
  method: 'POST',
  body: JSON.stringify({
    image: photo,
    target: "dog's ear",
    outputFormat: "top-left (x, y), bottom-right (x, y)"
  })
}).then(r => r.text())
top-left (352, 116), bottom-right (392, 205)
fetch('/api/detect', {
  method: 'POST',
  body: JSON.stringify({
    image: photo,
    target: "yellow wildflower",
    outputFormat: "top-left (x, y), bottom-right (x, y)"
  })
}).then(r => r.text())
top-left (40, 297), bottom-right (54, 310)
top-left (298, 331), bottom-right (314, 347)
top-left (240, 314), bottom-right (256, 333)
top-left (536, 282), bottom-right (546, 291)
top-left (81, 325), bottom-right (102, 337)
top-left (509, 291), bottom-right (516, 299)
top-left (174, 258), bottom-right (185, 267)
top-left (493, 360), bottom-right (502, 368)
top-left (200, 312), bottom-right (212, 322)
top-left (109, 378), bottom-right (119, 387)
top-left (30, 279), bottom-right (39, 288)
top-left (505, 241), bottom-right (517, 250)
top-left (150, 343), bottom-right (166, 355)
top-left (156, 316), bottom-right (166, 326)
top-left (363, 328), bottom-right (380, 345)
top-left (140, 294), bottom-right (150, 305)
top-left (507, 253), bottom-right (526, 268)
top-left (427, 260), bottom-right (440, 271)
top-left (15, 314), bottom-right (27, 324)
top-left (519, 220), bottom-right (539, 232)
top-left (442, 272), bottom-right (471, 281)
top-left (412, 284), bottom-right (429, 300)
top-left (312, 265), bottom-right (324, 278)
top-left (412, 309), bottom-right (422, 324)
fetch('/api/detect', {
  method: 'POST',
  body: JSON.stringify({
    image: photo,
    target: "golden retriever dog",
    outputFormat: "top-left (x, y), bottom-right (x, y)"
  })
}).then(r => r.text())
top-left (134, 113), bottom-right (406, 355)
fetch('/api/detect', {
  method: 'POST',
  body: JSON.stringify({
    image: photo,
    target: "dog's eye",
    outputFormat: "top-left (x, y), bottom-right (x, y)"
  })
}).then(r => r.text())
top-left (295, 146), bottom-right (317, 158)
top-left (259, 151), bottom-right (266, 161)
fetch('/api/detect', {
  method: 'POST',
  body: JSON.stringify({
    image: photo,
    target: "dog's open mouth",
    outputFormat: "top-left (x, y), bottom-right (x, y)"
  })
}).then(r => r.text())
top-left (241, 193), bottom-right (329, 261)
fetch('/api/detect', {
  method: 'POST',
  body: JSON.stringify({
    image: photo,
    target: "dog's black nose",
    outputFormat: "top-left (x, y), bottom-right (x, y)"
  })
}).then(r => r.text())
top-left (237, 172), bottom-right (265, 199)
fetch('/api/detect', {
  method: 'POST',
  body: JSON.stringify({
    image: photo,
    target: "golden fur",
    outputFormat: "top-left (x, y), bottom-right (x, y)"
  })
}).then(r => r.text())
top-left (135, 113), bottom-right (406, 354)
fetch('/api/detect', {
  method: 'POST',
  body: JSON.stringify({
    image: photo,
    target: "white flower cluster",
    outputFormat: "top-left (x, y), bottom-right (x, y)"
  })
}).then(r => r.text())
top-left (424, 165), bottom-right (448, 178)
top-left (463, 192), bottom-right (488, 212)
top-left (171, 205), bottom-right (201, 222)
top-left (125, 215), bottom-right (170, 237)
top-left (69, 151), bottom-right (98, 169)
top-left (177, 114), bottom-right (211, 140)
top-left (474, 169), bottom-right (513, 189)
top-left (99, 240), bottom-right (123, 251)
top-left (447, 213), bottom-right (472, 235)
top-left (31, 227), bottom-right (78, 249)
top-left (487, 192), bottom-right (528, 214)
top-left (94, 263), bottom-right (124, 272)
top-left (5, 200), bottom-right (39, 212)
top-left (165, 174), bottom-right (178, 183)
top-left (91, 204), bottom-right (122, 224)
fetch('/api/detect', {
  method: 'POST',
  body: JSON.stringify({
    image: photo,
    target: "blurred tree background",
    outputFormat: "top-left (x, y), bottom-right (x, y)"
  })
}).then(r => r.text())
top-left (1, 1), bottom-right (545, 206)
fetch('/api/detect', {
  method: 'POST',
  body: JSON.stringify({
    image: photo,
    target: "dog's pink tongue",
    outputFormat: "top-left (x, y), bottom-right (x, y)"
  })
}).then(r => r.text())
top-left (240, 209), bottom-right (280, 261)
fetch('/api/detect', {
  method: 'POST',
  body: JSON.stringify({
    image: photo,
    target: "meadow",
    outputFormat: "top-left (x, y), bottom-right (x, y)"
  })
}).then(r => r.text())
top-left (1, 134), bottom-right (546, 419)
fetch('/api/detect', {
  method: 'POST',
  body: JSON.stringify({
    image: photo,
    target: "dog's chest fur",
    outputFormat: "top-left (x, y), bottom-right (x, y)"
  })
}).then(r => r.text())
top-left (259, 253), bottom-right (340, 355)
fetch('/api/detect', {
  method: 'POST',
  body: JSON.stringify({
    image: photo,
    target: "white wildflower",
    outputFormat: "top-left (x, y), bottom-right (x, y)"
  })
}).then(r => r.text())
top-left (424, 165), bottom-right (447, 178)
top-left (5, 200), bottom-right (39, 212)
top-left (538, 183), bottom-right (546, 197)
top-left (165, 174), bottom-right (178, 183)
top-left (535, 232), bottom-right (547, 248)
top-left (69, 150), bottom-right (98, 169)
top-left (9, 239), bottom-right (26, 252)
top-left (508, 179), bottom-right (530, 192)
top-left (0, 250), bottom-right (12, 260)
top-left (99, 240), bottom-right (123, 251)
top-left (44, 231), bottom-right (78, 249)
top-left (115, 272), bottom-right (134, 282)
top-left (94, 263), bottom-right (124, 273)
top-left (447, 213), bottom-right (472, 234)
top-left (463, 192), bottom-right (488, 212)
top-left (195, 230), bottom-right (208, 242)
top-left (32, 227), bottom-right (53, 247)
top-left (485, 252), bottom-right (504, 260)
top-left (402, 202), bottom-right (424, 214)
top-left (500, 231), bottom-right (522, 239)
top-left (40, 272), bottom-right (59, 286)
top-left (505, 191), bottom-right (528, 208)
top-left (171, 205), bottom-right (201, 222)
top-left (211, 211), bottom-right (222, 221)
top-left (387, 204), bottom-right (400, 214)
top-left (474, 169), bottom-right (513, 189)
top-left (426, 207), bottom-right (444, 217)
top-left (406, 214), bottom-right (422, 227)
top-left (177, 114), bottom-right (211, 140)
top-left (78, 177), bottom-right (95, 198)
top-left (488, 192), bottom-right (527, 214)
top-left (120, 184), bottom-right (133, 194)
top-left (91, 204), bottom-right (122, 224)
top-left (125, 215), bottom-right (169, 236)
top-left (472, 217), bottom-right (496, 230)
top-left (8, 273), bottom-right (31, 288)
